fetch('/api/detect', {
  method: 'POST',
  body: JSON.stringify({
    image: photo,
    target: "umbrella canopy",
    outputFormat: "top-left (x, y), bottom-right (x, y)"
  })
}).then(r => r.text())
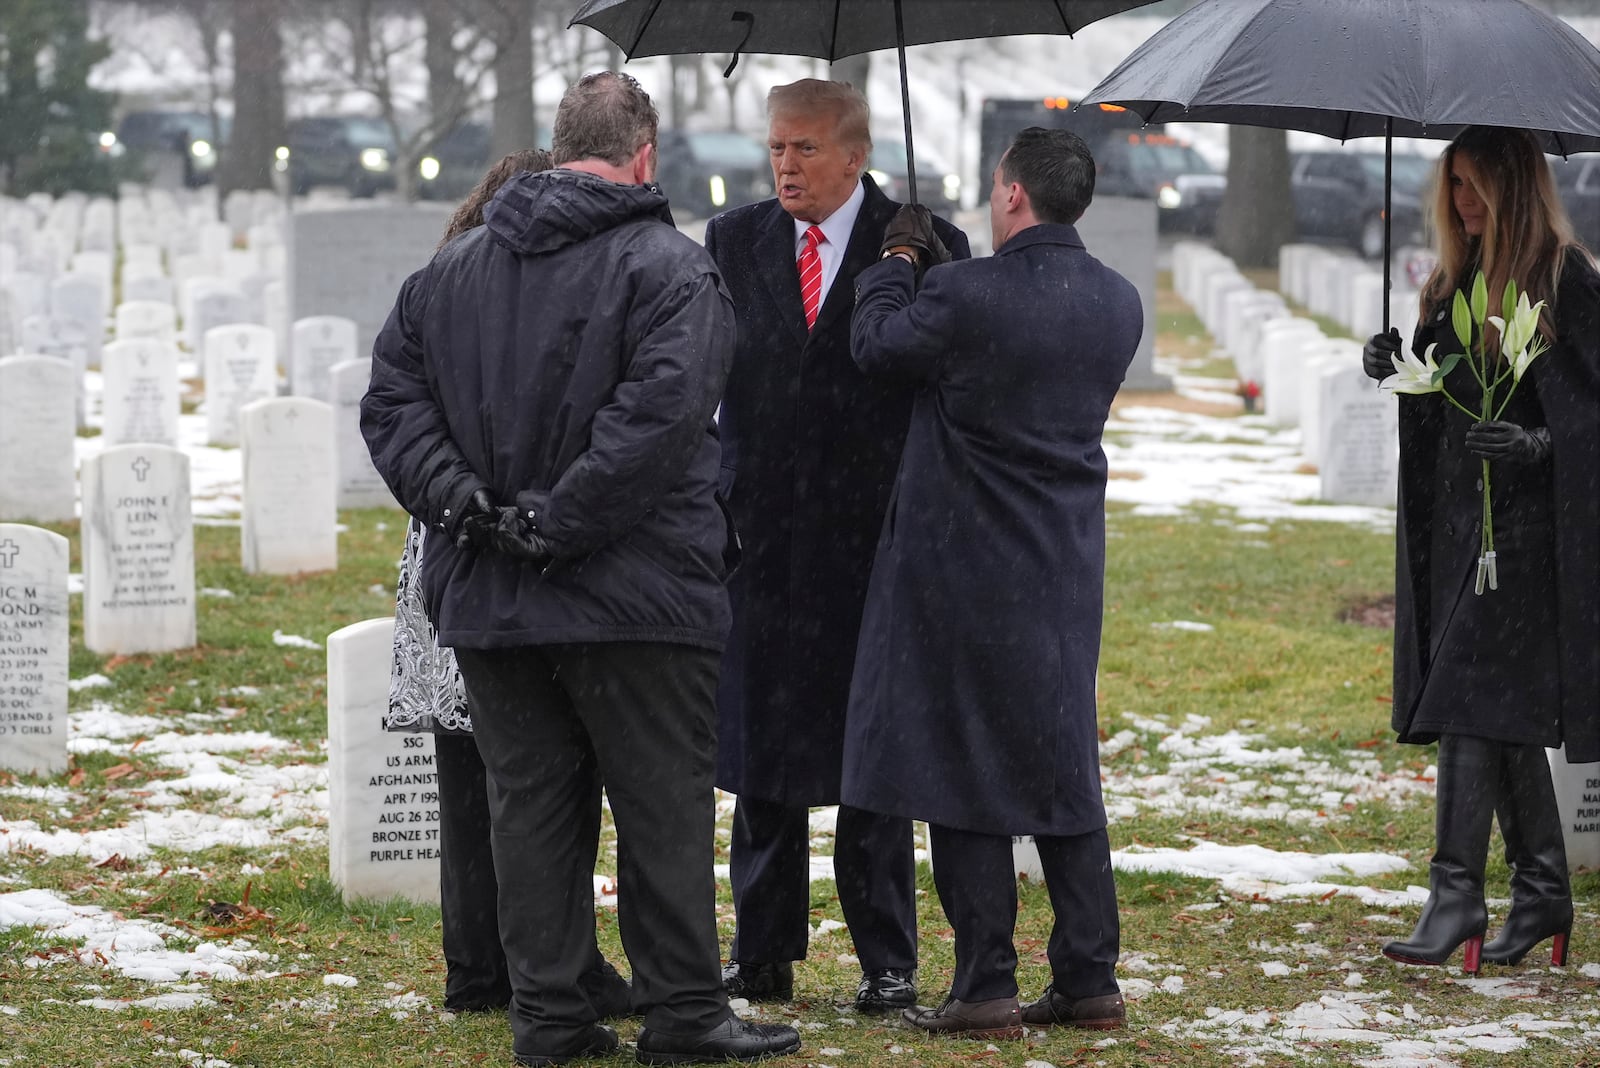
top-left (570, 0), bottom-right (1166, 202)
top-left (1081, 0), bottom-right (1600, 326)
top-left (1083, 0), bottom-right (1600, 154)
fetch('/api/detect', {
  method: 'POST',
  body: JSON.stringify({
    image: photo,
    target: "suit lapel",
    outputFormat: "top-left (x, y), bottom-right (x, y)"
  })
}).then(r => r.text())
top-left (752, 201), bottom-right (809, 349)
top-left (810, 180), bottom-right (895, 342)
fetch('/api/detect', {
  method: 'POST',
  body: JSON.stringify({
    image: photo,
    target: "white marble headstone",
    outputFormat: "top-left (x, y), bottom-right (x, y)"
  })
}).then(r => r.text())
top-left (0, 524), bottom-right (69, 776)
top-left (81, 445), bottom-right (196, 654)
top-left (1317, 365), bottom-right (1399, 507)
top-left (291, 316), bottom-right (358, 403)
top-left (240, 397), bottom-right (337, 574)
top-left (1547, 749), bottom-right (1600, 871)
top-left (204, 323), bottom-right (277, 446)
top-left (114, 300), bottom-right (178, 344)
top-left (189, 286), bottom-right (252, 356)
top-left (122, 273), bottom-right (174, 307)
top-left (0, 356), bottom-right (76, 522)
top-left (329, 359), bottom-right (397, 509)
top-left (326, 616), bottom-right (441, 904)
top-left (102, 338), bottom-right (181, 448)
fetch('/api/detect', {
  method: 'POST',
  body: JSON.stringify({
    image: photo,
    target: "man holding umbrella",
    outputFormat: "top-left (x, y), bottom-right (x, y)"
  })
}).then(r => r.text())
top-left (844, 126), bottom-right (1140, 1037)
top-left (704, 78), bottom-right (969, 1013)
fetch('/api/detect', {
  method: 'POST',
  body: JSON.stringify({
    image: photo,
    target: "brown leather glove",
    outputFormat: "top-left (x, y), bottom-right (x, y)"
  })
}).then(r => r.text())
top-left (880, 204), bottom-right (951, 277)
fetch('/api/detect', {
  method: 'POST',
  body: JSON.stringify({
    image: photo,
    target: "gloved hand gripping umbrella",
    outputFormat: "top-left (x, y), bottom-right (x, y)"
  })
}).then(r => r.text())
top-left (569, 0), bottom-right (1167, 204)
top-left (1080, 0), bottom-right (1600, 329)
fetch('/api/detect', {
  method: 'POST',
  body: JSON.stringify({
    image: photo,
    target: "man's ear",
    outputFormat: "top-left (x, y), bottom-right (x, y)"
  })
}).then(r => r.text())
top-left (845, 144), bottom-right (865, 176)
top-left (633, 142), bottom-right (656, 184)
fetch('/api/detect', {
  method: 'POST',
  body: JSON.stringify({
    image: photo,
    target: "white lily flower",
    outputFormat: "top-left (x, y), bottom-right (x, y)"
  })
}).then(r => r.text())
top-left (1487, 292), bottom-right (1549, 380)
top-left (1380, 342), bottom-right (1445, 395)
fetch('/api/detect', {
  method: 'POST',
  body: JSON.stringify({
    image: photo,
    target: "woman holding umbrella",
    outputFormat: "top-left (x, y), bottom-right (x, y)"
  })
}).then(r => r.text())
top-left (1362, 126), bottom-right (1600, 974)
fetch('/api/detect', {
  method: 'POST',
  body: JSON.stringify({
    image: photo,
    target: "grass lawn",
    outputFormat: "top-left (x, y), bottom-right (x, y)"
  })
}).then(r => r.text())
top-left (2, 276), bottom-right (1598, 1068)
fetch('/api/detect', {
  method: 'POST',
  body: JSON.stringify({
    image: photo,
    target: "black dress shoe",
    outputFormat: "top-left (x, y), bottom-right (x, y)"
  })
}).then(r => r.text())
top-left (1019, 986), bottom-right (1126, 1030)
top-left (580, 958), bottom-right (634, 1019)
top-left (635, 1016), bottom-right (802, 1065)
top-left (902, 996), bottom-right (1022, 1039)
top-left (514, 1024), bottom-right (619, 1066)
top-left (854, 968), bottom-right (917, 1014)
top-left (721, 959), bottom-right (794, 1001)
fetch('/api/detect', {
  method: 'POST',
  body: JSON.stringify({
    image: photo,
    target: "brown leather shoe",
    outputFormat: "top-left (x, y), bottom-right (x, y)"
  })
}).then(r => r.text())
top-left (1019, 986), bottom-right (1125, 1030)
top-left (902, 996), bottom-right (1022, 1039)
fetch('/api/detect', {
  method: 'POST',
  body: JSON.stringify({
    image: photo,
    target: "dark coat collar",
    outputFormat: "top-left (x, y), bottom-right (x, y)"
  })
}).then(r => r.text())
top-left (995, 223), bottom-right (1085, 258)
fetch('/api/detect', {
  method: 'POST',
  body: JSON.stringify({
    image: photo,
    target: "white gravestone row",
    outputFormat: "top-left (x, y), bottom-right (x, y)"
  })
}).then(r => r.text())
top-left (329, 360), bottom-right (398, 509)
top-left (291, 315), bottom-right (357, 403)
top-left (240, 397), bottom-right (338, 575)
top-left (1280, 243), bottom-right (1421, 339)
top-left (81, 445), bottom-right (196, 655)
top-left (0, 524), bottom-right (69, 776)
top-left (101, 339), bottom-right (181, 448)
top-left (204, 324), bottom-right (277, 446)
top-left (327, 617), bottom-right (441, 904)
top-left (0, 356), bottom-right (76, 522)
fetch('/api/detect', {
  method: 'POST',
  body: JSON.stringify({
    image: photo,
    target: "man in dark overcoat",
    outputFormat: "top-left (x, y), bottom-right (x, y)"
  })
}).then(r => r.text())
top-left (843, 127), bottom-right (1142, 1038)
top-left (362, 72), bottom-right (799, 1068)
top-left (703, 78), bottom-right (969, 1013)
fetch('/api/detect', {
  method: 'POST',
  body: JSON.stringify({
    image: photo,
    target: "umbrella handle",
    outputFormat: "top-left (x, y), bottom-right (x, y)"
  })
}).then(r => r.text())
top-left (895, 0), bottom-right (918, 205)
top-left (1383, 121), bottom-right (1393, 333)
top-left (722, 11), bottom-right (754, 78)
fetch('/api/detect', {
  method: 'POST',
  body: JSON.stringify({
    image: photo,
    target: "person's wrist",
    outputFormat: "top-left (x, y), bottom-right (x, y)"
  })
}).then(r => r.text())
top-left (882, 245), bottom-right (918, 265)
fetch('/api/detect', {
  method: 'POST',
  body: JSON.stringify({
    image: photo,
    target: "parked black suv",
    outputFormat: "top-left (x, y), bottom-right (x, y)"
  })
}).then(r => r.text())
top-left (867, 139), bottom-right (962, 209)
top-left (417, 121), bottom-right (491, 201)
top-left (106, 110), bottom-right (228, 188)
top-left (654, 130), bottom-right (771, 219)
top-left (1093, 132), bottom-right (1224, 234)
top-left (285, 116), bottom-right (398, 197)
top-left (1550, 155), bottom-right (1600, 254)
top-left (1290, 150), bottom-right (1432, 259)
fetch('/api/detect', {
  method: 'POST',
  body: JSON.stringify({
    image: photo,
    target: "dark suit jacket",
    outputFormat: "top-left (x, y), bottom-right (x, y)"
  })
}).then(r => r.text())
top-left (705, 175), bottom-right (970, 805)
top-left (842, 223), bottom-right (1143, 836)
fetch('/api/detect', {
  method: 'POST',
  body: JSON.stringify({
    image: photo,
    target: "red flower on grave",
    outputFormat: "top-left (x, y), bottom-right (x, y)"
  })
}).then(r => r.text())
top-left (1236, 379), bottom-right (1262, 400)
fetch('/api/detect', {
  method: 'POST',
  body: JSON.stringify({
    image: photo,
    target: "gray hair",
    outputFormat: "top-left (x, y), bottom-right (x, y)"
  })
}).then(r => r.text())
top-left (766, 79), bottom-right (871, 153)
top-left (552, 71), bottom-right (659, 167)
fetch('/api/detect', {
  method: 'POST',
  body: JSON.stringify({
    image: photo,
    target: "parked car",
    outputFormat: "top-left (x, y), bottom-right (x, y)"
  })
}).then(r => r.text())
top-left (654, 130), bottom-right (771, 219)
top-left (417, 121), bottom-right (491, 201)
top-left (1290, 150), bottom-right (1433, 259)
top-left (1093, 131), bottom-right (1224, 234)
top-left (284, 116), bottom-right (397, 197)
top-left (867, 138), bottom-right (962, 209)
top-left (104, 109), bottom-right (228, 188)
top-left (1549, 155), bottom-right (1600, 254)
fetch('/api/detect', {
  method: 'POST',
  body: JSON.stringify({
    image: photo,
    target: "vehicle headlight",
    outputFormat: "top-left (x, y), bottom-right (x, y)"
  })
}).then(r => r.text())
top-left (709, 174), bottom-right (727, 208)
top-left (360, 147), bottom-right (390, 171)
top-left (942, 174), bottom-right (961, 199)
top-left (190, 139), bottom-right (212, 159)
top-left (868, 168), bottom-right (891, 188)
top-left (98, 131), bottom-right (117, 149)
top-left (1157, 184), bottom-right (1183, 210)
top-left (419, 156), bottom-right (441, 182)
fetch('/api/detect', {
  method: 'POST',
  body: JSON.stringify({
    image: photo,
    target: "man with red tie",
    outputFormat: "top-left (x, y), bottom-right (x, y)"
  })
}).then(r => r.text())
top-left (702, 78), bottom-right (969, 1013)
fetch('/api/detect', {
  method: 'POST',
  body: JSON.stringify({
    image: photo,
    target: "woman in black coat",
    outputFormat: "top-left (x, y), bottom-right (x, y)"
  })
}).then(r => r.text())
top-left (1362, 126), bottom-right (1600, 975)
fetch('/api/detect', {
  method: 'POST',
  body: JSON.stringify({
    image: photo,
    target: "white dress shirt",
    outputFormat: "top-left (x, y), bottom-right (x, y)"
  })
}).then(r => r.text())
top-left (791, 178), bottom-right (866, 309)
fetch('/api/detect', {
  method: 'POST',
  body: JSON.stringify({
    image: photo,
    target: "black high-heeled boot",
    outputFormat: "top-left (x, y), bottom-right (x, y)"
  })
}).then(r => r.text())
top-left (1383, 733), bottom-right (1497, 975)
top-left (1483, 744), bottom-right (1573, 967)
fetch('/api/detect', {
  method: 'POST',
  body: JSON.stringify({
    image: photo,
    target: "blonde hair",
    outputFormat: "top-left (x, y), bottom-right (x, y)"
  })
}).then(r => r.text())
top-left (766, 79), bottom-right (872, 153)
top-left (1421, 126), bottom-right (1585, 343)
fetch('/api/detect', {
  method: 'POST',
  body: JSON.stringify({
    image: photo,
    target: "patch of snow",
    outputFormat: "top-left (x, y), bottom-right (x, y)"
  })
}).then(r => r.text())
top-left (271, 631), bottom-right (321, 650)
top-left (67, 674), bottom-right (114, 692)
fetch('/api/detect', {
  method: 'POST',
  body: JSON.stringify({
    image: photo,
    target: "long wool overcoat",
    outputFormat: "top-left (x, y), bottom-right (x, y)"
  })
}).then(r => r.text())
top-left (841, 224), bottom-right (1144, 836)
top-left (704, 176), bottom-right (970, 805)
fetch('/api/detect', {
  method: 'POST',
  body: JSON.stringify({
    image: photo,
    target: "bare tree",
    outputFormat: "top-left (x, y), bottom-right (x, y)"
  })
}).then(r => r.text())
top-left (1214, 125), bottom-right (1295, 269)
top-left (217, 0), bottom-right (287, 198)
top-left (482, 0), bottom-right (535, 159)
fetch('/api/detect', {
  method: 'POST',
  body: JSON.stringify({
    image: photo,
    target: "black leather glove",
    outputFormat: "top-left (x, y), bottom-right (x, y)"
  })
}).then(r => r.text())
top-left (880, 204), bottom-right (951, 277)
top-left (489, 506), bottom-right (554, 566)
top-left (453, 488), bottom-right (499, 550)
top-left (1464, 421), bottom-right (1553, 465)
top-left (1362, 328), bottom-right (1402, 381)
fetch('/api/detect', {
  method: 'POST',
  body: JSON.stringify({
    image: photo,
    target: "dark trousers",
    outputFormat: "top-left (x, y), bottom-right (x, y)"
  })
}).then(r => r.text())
top-left (729, 797), bottom-right (917, 972)
top-left (434, 732), bottom-right (511, 1010)
top-left (929, 824), bottom-right (1120, 1002)
top-left (456, 642), bottom-right (730, 1057)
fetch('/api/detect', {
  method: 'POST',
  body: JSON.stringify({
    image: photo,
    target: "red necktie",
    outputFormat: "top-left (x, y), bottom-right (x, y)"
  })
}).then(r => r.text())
top-left (798, 225), bottom-right (825, 330)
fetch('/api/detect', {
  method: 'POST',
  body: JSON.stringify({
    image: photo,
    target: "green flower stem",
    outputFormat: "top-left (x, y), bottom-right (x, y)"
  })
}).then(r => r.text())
top-left (1482, 457), bottom-right (1495, 557)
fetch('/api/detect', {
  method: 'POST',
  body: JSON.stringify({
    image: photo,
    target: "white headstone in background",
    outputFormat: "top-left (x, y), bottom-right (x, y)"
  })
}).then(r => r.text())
top-left (327, 616), bottom-right (441, 904)
top-left (0, 356), bottom-right (75, 522)
top-left (0, 524), bottom-right (70, 776)
top-left (240, 397), bottom-right (337, 574)
top-left (329, 359), bottom-right (396, 509)
top-left (1547, 748), bottom-right (1600, 871)
top-left (188, 286), bottom-right (252, 355)
top-left (1318, 365), bottom-right (1399, 507)
top-left (81, 444), bottom-right (196, 654)
top-left (101, 338), bottom-right (181, 448)
top-left (114, 300), bottom-right (177, 344)
top-left (291, 316), bottom-right (358, 403)
top-left (122, 273), bottom-right (174, 307)
top-left (203, 323), bottom-right (276, 446)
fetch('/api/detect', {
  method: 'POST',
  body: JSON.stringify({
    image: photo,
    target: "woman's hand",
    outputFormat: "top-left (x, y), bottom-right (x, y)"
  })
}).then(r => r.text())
top-left (1465, 421), bottom-right (1553, 465)
top-left (1363, 328), bottom-right (1402, 381)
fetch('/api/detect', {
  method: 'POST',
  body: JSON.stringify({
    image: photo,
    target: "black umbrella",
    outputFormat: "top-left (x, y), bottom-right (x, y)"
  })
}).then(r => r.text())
top-left (570, 0), bottom-right (1166, 203)
top-left (1081, 0), bottom-right (1600, 328)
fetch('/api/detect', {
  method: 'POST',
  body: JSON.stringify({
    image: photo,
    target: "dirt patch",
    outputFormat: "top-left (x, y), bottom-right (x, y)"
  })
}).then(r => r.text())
top-left (1113, 390), bottom-right (1241, 418)
top-left (1340, 594), bottom-right (1396, 629)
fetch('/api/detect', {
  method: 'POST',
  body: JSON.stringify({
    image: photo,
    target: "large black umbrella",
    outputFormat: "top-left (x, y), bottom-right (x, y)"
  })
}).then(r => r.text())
top-left (1081, 0), bottom-right (1600, 327)
top-left (570, 0), bottom-right (1165, 203)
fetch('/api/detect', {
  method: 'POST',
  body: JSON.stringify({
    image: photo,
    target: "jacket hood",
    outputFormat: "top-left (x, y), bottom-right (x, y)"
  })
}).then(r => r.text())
top-left (484, 168), bottom-right (675, 255)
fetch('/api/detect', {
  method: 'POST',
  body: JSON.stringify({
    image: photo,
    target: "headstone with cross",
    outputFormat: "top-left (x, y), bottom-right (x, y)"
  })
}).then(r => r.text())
top-left (114, 300), bottom-right (178, 345)
top-left (240, 396), bottom-right (338, 575)
top-left (0, 356), bottom-right (76, 523)
top-left (329, 359), bottom-right (399, 510)
top-left (204, 323), bottom-right (277, 446)
top-left (290, 316), bottom-right (358, 404)
top-left (102, 338), bottom-right (181, 448)
top-left (81, 444), bottom-right (196, 654)
top-left (0, 523), bottom-right (70, 776)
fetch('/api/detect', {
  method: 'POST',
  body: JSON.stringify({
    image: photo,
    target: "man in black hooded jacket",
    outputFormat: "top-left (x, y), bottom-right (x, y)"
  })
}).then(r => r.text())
top-left (362, 72), bottom-right (800, 1068)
